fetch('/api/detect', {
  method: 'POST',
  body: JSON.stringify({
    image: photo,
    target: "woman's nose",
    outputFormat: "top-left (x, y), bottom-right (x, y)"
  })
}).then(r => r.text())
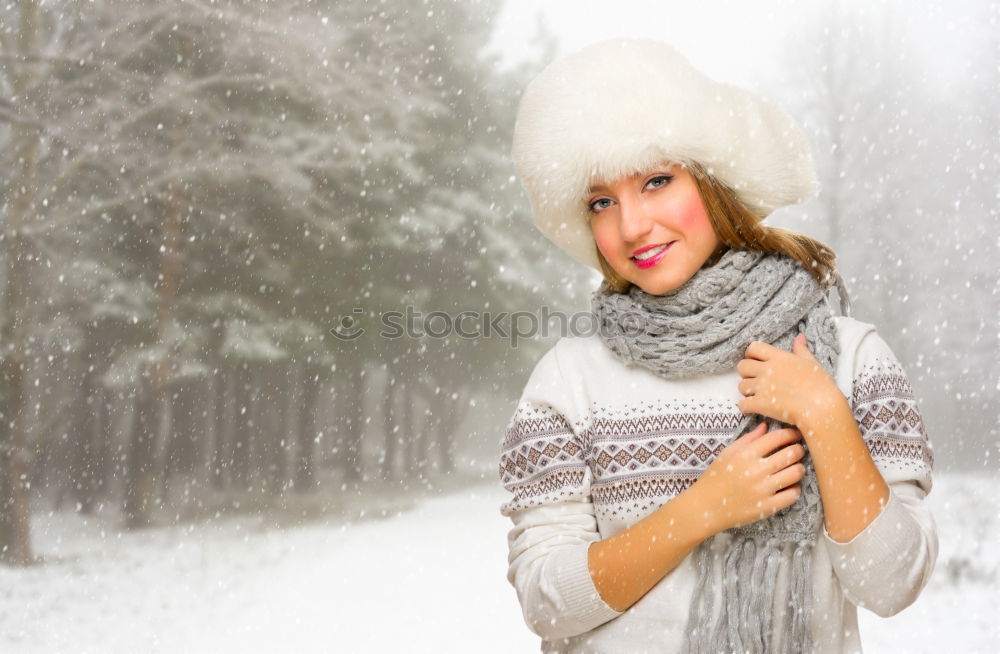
top-left (618, 196), bottom-right (654, 243)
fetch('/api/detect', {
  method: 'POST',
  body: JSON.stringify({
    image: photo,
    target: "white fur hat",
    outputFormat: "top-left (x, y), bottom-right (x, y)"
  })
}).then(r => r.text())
top-left (511, 37), bottom-right (819, 271)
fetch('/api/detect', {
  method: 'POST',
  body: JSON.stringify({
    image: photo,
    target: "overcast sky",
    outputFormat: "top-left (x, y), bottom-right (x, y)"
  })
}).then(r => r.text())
top-left (485, 0), bottom-right (993, 93)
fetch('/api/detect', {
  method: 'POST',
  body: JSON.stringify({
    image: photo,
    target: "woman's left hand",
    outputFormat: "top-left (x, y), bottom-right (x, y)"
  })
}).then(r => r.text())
top-left (736, 333), bottom-right (847, 431)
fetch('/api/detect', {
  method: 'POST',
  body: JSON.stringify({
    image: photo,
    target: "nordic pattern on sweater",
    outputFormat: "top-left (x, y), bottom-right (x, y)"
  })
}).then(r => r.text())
top-left (498, 320), bottom-right (933, 523)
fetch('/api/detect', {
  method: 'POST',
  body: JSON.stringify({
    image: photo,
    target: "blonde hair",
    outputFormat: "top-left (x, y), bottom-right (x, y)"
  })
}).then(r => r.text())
top-left (593, 161), bottom-right (838, 294)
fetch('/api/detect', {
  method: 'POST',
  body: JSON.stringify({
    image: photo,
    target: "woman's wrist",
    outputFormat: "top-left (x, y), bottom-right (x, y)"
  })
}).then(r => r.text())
top-left (796, 386), bottom-right (853, 442)
top-left (673, 478), bottom-right (727, 541)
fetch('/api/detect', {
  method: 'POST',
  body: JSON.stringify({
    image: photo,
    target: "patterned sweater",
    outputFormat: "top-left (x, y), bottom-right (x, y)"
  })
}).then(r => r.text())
top-left (497, 315), bottom-right (936, 654)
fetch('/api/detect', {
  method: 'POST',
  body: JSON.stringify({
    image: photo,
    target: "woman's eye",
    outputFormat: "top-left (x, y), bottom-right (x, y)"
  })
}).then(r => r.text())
top-left (646, 175), bottom-right (673, 190)
top-left (588, 198), bottom-right (612, 213)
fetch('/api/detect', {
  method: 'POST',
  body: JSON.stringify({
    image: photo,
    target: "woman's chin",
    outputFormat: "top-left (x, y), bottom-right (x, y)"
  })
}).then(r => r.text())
top-left (633, 279), bottom-right (680, 296)
top-left (629, 268), bottom-right (701, 295)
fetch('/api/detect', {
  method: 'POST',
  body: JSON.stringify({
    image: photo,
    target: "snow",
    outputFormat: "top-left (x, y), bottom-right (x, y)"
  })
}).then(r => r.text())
top-left (1, 472), bottom-right (996, 653)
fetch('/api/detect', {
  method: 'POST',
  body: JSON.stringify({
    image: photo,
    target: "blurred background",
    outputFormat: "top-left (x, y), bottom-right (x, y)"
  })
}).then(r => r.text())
top-left (0, 0), bottom-right (996, 651)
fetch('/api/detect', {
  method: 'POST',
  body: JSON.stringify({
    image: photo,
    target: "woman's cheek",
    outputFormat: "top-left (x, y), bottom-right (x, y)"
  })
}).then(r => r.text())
top-left (674, 185), bottom-right (712, 232)
top-left (592, 225), bottom-right (617, 262)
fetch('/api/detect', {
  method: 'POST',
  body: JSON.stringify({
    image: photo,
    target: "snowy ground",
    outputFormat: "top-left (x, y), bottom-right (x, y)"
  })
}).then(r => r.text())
top-left (0, 472), bottom-right (996, 653)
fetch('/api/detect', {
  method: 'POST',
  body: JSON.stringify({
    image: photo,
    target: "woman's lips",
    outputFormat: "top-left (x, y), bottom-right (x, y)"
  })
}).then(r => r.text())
top-left (631, 242), bottom-right (673, 269)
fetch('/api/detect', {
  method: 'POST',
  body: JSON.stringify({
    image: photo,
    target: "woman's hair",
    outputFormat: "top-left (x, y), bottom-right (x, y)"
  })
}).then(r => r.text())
top-left (593, 161), bottom-right (838, 294)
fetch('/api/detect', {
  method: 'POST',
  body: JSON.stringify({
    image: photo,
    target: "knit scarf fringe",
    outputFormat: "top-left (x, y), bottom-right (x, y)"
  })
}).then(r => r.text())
top-left (590, 247), bottom-right (852, 654)
top-left (681, 536), bottom-right (815, 654)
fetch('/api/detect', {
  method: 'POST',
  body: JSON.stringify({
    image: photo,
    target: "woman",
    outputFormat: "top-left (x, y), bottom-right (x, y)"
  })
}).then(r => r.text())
top-left (497, 37), bottom-right (936, 654)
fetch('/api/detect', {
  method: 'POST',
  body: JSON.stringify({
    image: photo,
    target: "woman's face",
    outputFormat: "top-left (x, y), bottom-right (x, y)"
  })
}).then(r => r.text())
top-left (587, 163), bottom-right (721, 295)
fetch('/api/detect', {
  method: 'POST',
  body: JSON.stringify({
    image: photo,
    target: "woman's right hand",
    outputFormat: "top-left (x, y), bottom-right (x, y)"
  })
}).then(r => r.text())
top-left (689, 422), bottom-right (806, 536)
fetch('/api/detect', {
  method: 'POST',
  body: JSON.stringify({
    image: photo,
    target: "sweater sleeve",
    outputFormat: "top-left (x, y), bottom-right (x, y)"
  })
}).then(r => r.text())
top-left (821, 326), bottom-right (938, 618)
top-left (497, 342), bottom-right (624, 641)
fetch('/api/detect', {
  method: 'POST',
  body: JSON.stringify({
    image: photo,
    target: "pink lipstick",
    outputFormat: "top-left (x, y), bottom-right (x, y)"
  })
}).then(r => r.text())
top-left (631, 242), bottom-right (674, 269)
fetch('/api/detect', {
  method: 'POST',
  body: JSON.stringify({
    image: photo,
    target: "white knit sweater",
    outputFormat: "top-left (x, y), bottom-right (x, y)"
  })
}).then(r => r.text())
top-left (497, 315), bottom-right (937, 653)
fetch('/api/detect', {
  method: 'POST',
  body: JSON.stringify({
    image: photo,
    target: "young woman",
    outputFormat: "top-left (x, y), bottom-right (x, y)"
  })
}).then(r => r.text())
top-left (497, 38), bottom-right (936, 654)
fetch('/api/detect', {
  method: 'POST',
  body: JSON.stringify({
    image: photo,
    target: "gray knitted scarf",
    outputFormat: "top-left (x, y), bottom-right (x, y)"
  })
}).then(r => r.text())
top-left (590, 247), bottom-right (851, 654)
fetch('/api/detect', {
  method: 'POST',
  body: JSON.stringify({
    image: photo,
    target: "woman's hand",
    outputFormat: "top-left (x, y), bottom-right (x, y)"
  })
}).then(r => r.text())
top-left (690, 423), bottom-right (806, 535)
top-left (736, 333), bottom-right (846, 431)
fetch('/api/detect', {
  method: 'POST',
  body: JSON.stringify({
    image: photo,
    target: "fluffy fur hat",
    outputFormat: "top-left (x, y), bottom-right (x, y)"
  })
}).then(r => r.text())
top-left (511, 37), bottom-right (819, 271)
